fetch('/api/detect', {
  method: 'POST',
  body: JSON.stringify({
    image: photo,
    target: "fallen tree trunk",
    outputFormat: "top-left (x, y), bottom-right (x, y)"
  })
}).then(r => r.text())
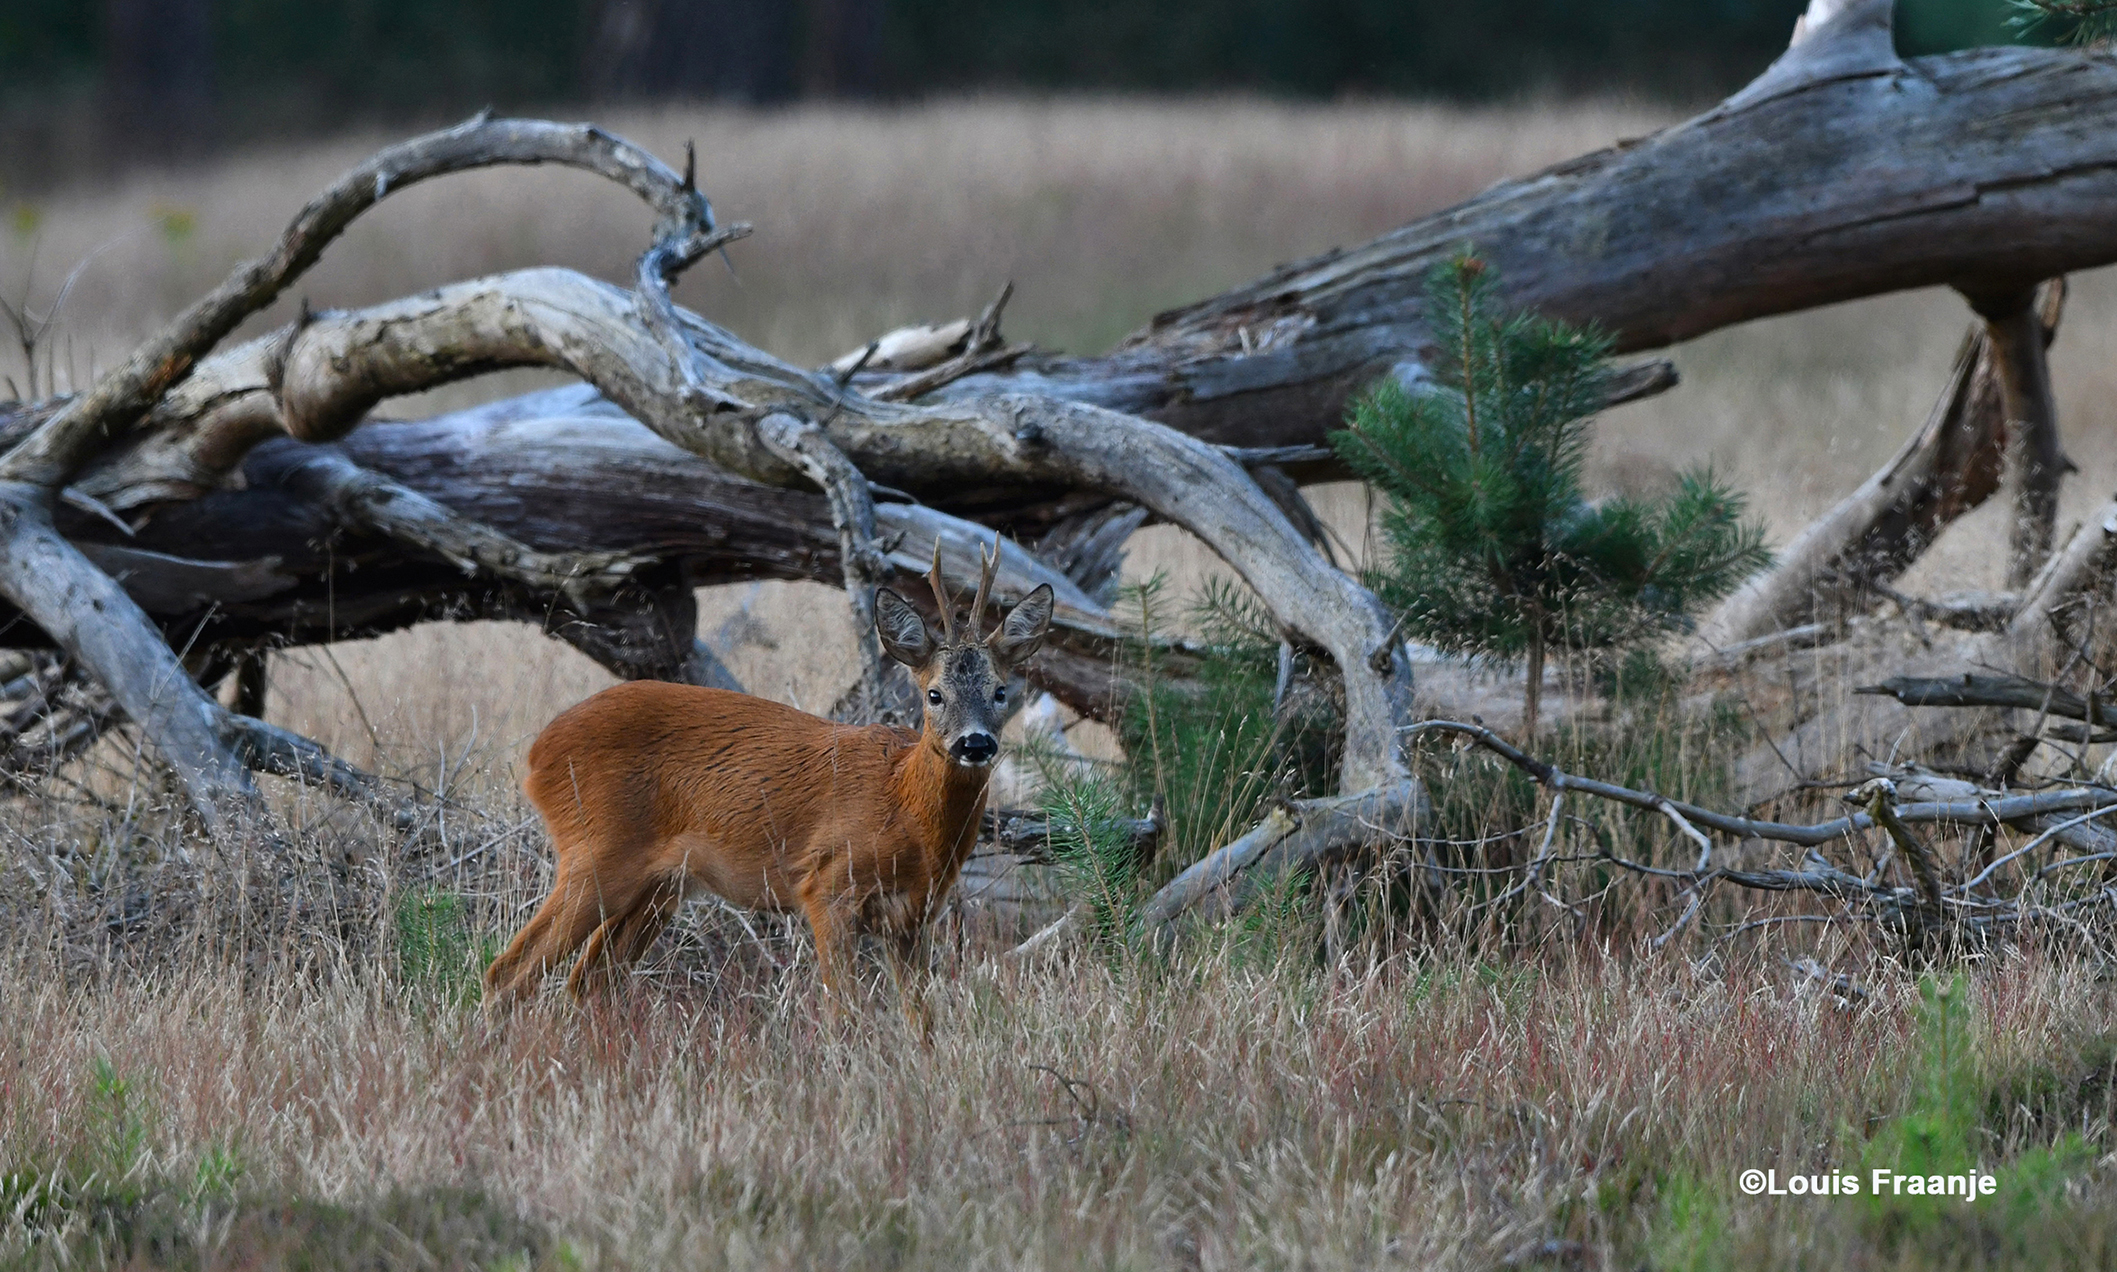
top-left (924, 0), bottom-right (2117, 456)
top-left (31, 388), bottom-right (1205, 722)
top-left (3, 0), bottom-right (2117, 923)
top-left (54, 13), bottom-right (2117, 515)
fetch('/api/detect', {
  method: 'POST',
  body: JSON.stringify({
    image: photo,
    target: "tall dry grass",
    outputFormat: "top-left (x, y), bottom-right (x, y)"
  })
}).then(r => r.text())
top-left (8, 930), bottom-right (2117, 1269)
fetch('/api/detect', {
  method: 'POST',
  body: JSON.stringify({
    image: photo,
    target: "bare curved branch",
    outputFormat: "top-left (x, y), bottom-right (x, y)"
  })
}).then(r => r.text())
top-left (4, 114), bottom-right (714, 488)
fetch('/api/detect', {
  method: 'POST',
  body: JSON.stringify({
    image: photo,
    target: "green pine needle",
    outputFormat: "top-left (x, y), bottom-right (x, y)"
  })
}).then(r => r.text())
top-left (1331, 251), bottom-right (1771, 674)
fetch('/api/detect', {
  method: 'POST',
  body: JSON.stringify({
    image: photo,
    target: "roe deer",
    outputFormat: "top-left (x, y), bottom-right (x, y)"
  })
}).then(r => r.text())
top-left (482, 540), bottom-right (1054, 1018)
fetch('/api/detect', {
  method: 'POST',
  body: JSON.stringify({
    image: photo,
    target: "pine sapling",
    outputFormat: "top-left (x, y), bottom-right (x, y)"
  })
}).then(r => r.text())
top-left (1331, 252), bottom-right (1770, 736)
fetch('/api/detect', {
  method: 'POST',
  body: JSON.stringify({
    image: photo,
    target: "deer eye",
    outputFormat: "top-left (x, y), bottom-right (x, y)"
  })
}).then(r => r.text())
top-left (927, 689), bottom-right (944, 705)
top-left (993, 686), bottom-right (1007, 704)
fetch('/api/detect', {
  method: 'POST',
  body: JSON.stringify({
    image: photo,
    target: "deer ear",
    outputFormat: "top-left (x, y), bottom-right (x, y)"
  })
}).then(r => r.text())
top-left (875, 588), bottom-right (936, 668)
top-left (991, 584), bottom-right (1054, 664)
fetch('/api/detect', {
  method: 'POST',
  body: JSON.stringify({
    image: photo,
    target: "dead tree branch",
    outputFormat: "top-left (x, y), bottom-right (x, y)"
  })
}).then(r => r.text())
top-left (8, 0), bottom-right (2117, 874)
top-left (1138, 782), bottom-right (1427, 929)
top-left (927, 1), bottom-right (2117, 455)
top-left (1408, 719), bottom-right (2114, 848)
top-left (0, 115), bottom-right (715, 833)
top-left (1699, 281), bottom-right (2064, 647)
top-left (1855, 672), bottom-right (2117, 728)
top-left (1410, 718), bottom-right (2117, 946)
top-left (274, 448), bottom-right (648, 606)
top-left (872, 283), bottom-right (1033, 403)
top-left (752, 411), bottom-right (901, 720)
top-left (1967, 284), bottom-right (2068, 587)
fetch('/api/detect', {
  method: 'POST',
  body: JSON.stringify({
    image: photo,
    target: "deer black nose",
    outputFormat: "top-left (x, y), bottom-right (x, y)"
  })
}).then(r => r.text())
top-left (950, 732), bottom-right (999, 765)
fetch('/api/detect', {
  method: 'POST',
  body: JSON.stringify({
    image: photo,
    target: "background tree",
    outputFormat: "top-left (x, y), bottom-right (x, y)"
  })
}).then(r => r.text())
top-left (0, 0), bottom-right (2038, 191)
top-left (102, 0), bottom-right (212, 159)
top-left (2011, 0), bottom-right (2117, 41)
top-left (582, 0), bottom-right (798, 105)
top-left (1332, 255), bottom-right (1771, 737)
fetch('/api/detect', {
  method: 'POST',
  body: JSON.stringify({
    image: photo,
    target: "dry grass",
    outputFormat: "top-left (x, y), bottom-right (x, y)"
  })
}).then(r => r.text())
top-left (8, 98), bottom-right (2117, 1268)
top-left (7, 927), bottom-right (2117, 1269)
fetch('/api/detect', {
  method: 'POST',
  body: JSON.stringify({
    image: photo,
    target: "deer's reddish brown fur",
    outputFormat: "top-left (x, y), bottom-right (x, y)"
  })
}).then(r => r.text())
top-left (483, 541), bottom-right (1053, 1016)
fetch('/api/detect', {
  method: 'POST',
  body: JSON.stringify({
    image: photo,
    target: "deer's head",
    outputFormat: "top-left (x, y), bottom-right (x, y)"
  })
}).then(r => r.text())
top-left (874, 541), bottom-right (1054, 768)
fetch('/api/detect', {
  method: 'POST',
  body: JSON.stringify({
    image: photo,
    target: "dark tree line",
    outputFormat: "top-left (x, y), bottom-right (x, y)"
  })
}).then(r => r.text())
top-left (0, 0), bottom-right (2038, 187)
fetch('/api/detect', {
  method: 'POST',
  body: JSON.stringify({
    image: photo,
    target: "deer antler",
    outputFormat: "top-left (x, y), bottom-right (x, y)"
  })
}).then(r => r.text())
top-left (925, 537), bottom-right (957, 644)
top-left (971, 540), bottom-right (1001, 642)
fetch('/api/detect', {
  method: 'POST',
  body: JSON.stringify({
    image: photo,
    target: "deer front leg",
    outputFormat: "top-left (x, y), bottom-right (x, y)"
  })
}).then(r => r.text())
top-left (884, 923), bottom-right (934, 1043)
top-left (800, 892), bottom-right (862, 1017)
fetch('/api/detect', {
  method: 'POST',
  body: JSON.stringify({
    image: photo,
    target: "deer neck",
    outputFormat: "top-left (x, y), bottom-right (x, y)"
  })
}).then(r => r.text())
top-left (892, 731), bottom-right (991, 866)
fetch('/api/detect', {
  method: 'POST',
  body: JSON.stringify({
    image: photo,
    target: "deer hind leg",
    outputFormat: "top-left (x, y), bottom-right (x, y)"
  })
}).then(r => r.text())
top-left (483, 855), bottom-right (639, 1003)
top-left (565, 874), bottom-right (683, 999)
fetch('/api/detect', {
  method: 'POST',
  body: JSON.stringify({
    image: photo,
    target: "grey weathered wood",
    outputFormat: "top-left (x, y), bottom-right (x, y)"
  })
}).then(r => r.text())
top-left (2, 115), bottom-right (714, 489)
top-left (43, 395), bottom-right (1196, 723)
top-left (1969, 287), bottom-right (2067, 588)
top-left (0, 485), bottom-right (264, 833)
top-left (1696, 282), bottom-right (2063, 649)
top-left (0, 115), bottom-right (717, 835)
top-left (943, 11), bottom-right (2117, 453)
top-left (1138, 782), bottom-right (1426, 929)
top-left (67, 261), bottom-right (1416, 791)
top-left (271, 446), bottom-right (648, 605)
top-left (980, 799), bottom-right (1164, 865)
top-left (1855, 672), bottom-right (2117, 727)
top-left (20, 0), bottom-right (2117, 849)
top-left (1416, 718), bottom-right (2117, 848)
top-left (753, 411), bottom-right (900, 720)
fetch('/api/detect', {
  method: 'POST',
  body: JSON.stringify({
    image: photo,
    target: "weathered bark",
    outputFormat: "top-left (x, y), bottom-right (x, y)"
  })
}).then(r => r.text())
top-left (0, 486), bottom-right (265, 834)
top-left (78, 21), bottom-right (2117, 520)
top-left (1728, 496), bottom-right (2117, 805)
top-left (1968, 286), bottom-right (2067, 588)
top-left (751, 411), bottom-right (899, 718)
top-left (269, 446), bottom-right (649, 606)
top-left (0, 117), bottom-right (719, 832)
top-left (1697, 281), bottom-right (2064, 649)
top-left (909, 2), bottom-right (2117, 457)
top-left (57, 394), bottom-right (1184, 720)
top-left (1856, 673), bottom-right (2117, 730)
top-left (1138, 783), bottom-right (1427, 929)
top-left (52, 258), bottom-right (1414, 790)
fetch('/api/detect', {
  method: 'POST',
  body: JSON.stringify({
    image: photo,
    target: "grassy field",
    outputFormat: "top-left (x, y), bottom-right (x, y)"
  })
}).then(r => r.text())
top-left (9, 941), bottom-right (2117, 1269)
top-left (5, 97), bottom-right (2117, 1269)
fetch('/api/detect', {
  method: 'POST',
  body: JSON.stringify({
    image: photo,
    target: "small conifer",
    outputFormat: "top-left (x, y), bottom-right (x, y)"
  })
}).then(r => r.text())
top-left (1331, 252), bottom-right (1770, 736)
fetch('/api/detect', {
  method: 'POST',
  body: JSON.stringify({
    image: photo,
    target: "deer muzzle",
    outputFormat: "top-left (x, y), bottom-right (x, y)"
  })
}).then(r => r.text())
top-left (949, 731), bottom-right (999, 767)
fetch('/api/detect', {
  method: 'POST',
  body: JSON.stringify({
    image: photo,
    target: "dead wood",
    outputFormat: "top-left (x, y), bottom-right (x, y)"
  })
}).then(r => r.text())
top-left (7, 0), bottom-right (2117, 915)
top-left (0, 117), bottom-right (717, 834)
top-left (751, 410), bottom-right (900, 720)
top-left (918, 0), bottom-right (2117, 456)
top-left (1855, 672), bottom-right (2117, 729)
top-left (1698, 281), bottom-right (2064, 648)
top-left (978, 798), bottom-right (1165, 866)
top-left (1137, 782), bottom-right (1428, 929)
top-left (1412, 719), bottom-right (2117, 947)
top-left (69, 262), bottom-right (1416, 791)
top-left (28, 397), bottom-right (1195, 724)
top-left (1967, 285), bottom-right (2068, 587)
